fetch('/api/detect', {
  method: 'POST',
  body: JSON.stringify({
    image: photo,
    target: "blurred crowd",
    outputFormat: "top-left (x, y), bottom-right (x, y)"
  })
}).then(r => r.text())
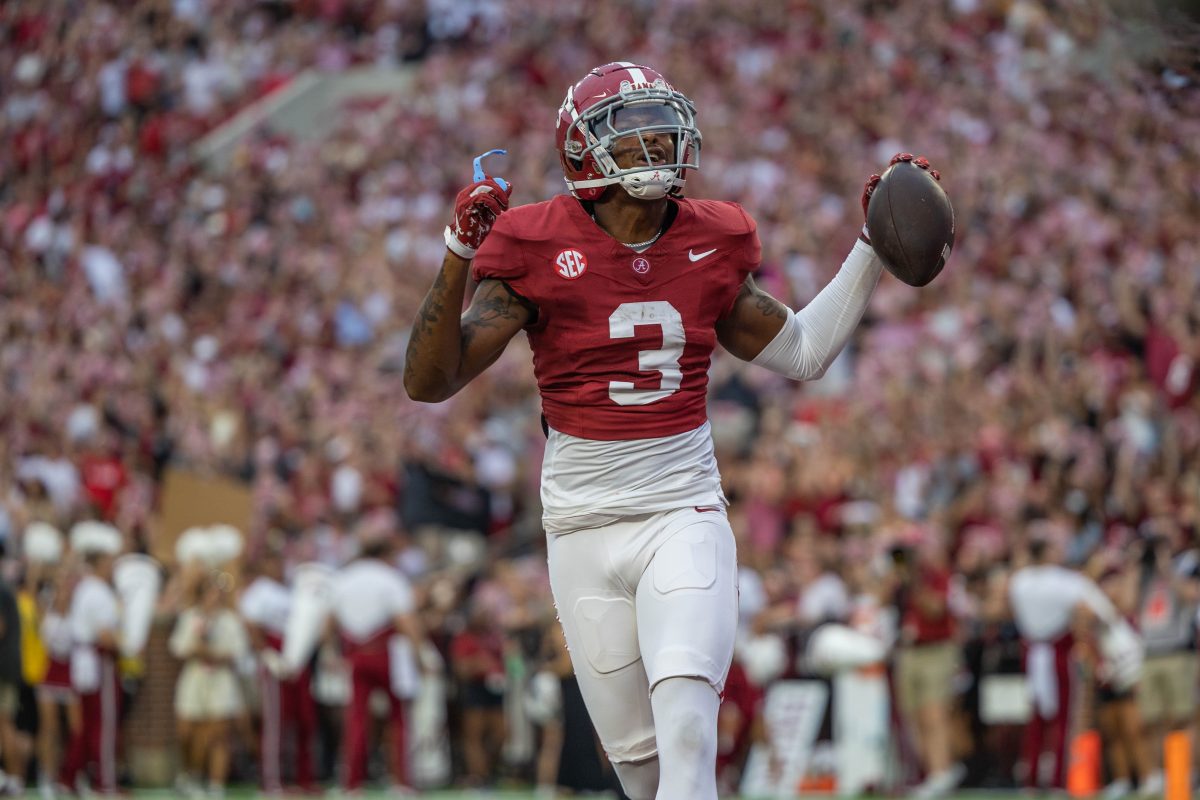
top-left (1, 0), bottom-right (1199, 796)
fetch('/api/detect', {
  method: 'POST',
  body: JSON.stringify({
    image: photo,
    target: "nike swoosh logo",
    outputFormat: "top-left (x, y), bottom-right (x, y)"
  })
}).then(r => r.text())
top-left (688, 248), bottom-right (718, 262)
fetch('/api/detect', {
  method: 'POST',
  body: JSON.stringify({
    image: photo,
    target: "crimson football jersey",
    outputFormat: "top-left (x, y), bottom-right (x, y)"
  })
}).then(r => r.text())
top-left (472, 195), bottom-right (759, 440)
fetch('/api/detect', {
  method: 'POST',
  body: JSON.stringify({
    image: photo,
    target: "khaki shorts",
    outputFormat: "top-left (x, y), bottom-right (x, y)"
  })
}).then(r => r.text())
top-left (1139, 651), bottom-right (1197, 724)
top-left (895, 641), bottom-right (961, 714)
top-left (0, 682), bottom-right (18, 719)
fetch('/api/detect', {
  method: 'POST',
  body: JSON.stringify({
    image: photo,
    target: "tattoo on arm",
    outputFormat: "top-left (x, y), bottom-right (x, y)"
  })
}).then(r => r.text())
top-left (405, 269), bottom-right (530, 399)
top-left (461, 282), bottom-right (525, 350)
top-left (739, 278), bottom-right (788, 321)
top-left (404, 269), bottom-right (451, 385)
top-left (754, 290), bottom-right (789, 321)
top-left (414, 269), bottom-right (449, 335)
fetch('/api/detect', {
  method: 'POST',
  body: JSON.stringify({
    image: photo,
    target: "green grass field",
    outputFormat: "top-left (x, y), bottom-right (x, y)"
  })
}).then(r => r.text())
top-left (47, 791), bottom-right (1021, 799)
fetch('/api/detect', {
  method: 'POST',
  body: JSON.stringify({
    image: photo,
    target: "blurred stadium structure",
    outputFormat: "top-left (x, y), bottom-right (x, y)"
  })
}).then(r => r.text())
top-left (1, 0), bottom-right (1199, 797)
top-left (193, 67), bottom-right (414, 171)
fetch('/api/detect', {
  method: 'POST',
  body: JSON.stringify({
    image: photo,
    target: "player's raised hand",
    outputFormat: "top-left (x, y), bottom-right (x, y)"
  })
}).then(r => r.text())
top-left (862, 154), bottom-right (942, 218)
top-left (863, 152), bottom-right (953, 286)
top-left (444, 150), bottom-right (512, 260)
top-left (860, 153), bottom-right (942, 244)
top-left (444, 178), bottom-right (511, 259)
top-left (889, 152), bottom-right (940, 180)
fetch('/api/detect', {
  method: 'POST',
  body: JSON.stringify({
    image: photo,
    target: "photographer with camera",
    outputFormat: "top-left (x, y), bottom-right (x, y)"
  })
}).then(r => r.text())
top-left (1132, 526), bottom-right (1200, 796)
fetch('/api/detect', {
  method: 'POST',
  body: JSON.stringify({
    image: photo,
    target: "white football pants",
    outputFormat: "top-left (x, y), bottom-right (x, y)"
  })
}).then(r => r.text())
top-left (546, 506), bottom-right (739, 764)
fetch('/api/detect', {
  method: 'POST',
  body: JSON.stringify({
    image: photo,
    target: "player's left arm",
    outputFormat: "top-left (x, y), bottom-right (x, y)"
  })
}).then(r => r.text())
top-left (716, 238), bottom-right (883, 379)
top-left (714, 276), bottom-right (790, 360)
top-left (718, 154), bottom-right (940, 379)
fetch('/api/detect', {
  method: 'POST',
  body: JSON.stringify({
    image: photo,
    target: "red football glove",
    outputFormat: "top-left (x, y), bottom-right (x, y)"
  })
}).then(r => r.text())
top-left (860, 153), bottom-right (941, 244)
top-left (444, 177), bottom-right (512, 260)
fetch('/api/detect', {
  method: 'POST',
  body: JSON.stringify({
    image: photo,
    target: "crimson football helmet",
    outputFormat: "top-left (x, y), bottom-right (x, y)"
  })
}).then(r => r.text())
top-left (556, 62), bottom-right (701, 201)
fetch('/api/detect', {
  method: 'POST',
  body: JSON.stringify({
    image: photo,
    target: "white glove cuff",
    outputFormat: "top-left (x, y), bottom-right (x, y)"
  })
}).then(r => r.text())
top-left (444, 226), bottom-right (477, 260)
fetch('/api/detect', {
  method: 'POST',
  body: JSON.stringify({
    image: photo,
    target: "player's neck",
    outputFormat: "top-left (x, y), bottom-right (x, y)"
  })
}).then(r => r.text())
top-left (589, 193), bottom-right (671, 247)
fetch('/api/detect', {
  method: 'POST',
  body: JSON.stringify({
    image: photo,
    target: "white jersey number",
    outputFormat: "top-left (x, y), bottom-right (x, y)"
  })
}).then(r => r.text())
top-left (608, 301), bottom-right (684, 405)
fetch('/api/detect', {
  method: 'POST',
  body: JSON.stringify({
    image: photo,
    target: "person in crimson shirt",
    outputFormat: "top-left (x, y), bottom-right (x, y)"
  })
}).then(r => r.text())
top-left (76, 431), bottom-right (127, 521)
top-left (889, 545), bottom-right (964, 799)
top-left (404, 61), bottom-right (944, 800)
top-left (715, 658), bottom-right (763, 794)
top-left (448, 601), bottom-right (507, 788)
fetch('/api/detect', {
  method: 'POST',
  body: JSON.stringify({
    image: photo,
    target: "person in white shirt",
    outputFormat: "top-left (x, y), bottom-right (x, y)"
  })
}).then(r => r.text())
top-left (1008, 532), bottom-right (1120, 792)
top-left (60, 522), bottom-right (123, 796)
top-left (238, 546), bottom-right (317, 795)
top-left (169, 572), bottom-right (249, 800)
top-left (328, 510), bottom-right (424, 793)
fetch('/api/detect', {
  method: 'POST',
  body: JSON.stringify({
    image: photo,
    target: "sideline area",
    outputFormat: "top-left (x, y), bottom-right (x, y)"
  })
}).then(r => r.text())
top-left (58, 790), bottom-right (1012, 800)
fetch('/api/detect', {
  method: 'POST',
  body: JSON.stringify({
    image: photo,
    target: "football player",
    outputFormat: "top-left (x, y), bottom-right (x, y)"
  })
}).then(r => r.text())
top-left (405, 61), bottom-right (940, 799)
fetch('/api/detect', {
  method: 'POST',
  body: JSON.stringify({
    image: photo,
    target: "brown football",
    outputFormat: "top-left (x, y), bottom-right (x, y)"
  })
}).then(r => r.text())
top-left (866, 161), bottom-right (955, 287)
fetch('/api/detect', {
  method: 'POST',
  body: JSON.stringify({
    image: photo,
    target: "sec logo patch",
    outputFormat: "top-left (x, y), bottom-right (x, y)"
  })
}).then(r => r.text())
top-left (554, 249), bottom-right (588, 279)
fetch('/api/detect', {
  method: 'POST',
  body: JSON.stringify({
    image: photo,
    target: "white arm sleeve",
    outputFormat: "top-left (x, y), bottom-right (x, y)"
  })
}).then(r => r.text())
top-left (751, 239), bottom-right (883, 380)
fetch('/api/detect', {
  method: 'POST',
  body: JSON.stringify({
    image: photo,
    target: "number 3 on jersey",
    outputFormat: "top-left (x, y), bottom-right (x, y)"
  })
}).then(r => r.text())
top-left (607, 301), bottom-right (684, 406)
